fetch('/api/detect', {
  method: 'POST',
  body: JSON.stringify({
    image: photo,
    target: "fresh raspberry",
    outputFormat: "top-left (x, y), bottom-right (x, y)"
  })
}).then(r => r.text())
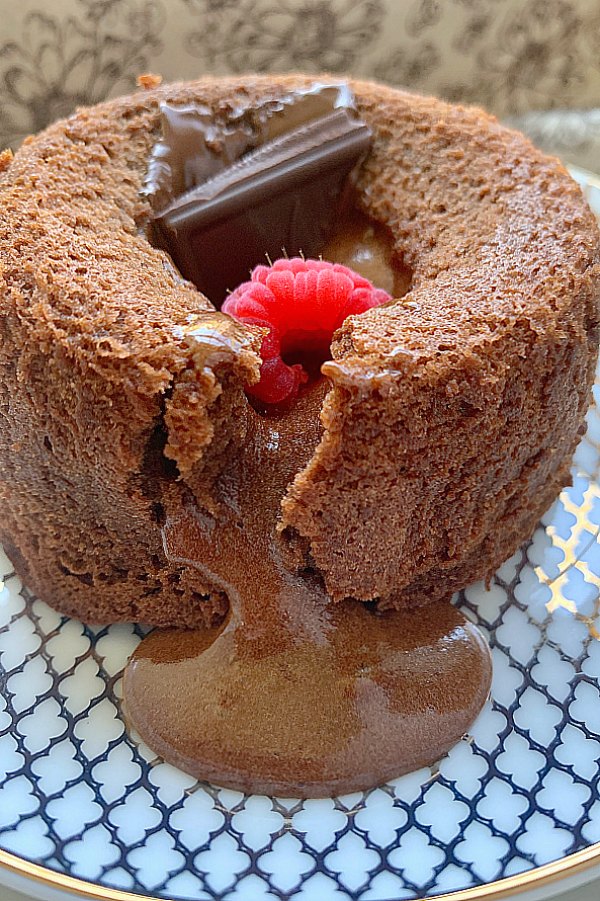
top-left (222, 258), bottom-right (391, 406)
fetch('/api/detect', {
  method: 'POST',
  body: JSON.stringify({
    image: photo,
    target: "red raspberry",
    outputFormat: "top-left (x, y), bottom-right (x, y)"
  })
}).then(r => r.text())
top-left (222, 258), bottom-right (391, 406)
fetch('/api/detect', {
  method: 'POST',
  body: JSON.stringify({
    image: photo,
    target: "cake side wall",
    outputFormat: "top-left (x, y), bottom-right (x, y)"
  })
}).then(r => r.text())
top-left (0, 87), bottom-right (255, 628)
top-left (281, 298), bottom-right (599, 605)
top-left (0, 263), bottom-right (238, 627)
top-left (277, 79), bottom-right (600, 607)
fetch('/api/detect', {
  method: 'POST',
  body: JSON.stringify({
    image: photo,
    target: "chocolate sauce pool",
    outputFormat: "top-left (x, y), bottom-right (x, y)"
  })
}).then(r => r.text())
top-left (124, 381), bottom-right (492, 797)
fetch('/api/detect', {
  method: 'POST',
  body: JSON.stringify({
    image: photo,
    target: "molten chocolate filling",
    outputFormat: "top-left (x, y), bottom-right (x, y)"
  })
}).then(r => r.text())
top-left (125, 382), bottom-right (492, 797)
top-left (126, 82), bottom-right (492, 797)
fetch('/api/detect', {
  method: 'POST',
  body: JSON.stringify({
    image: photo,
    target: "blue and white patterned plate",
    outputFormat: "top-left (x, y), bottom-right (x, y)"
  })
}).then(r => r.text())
top-left (1, 167), bottom-right (600, 901)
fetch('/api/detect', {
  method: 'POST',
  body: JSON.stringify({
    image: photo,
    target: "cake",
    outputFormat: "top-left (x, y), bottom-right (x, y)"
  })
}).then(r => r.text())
top-left (0, 74), bottom-right (599, 631)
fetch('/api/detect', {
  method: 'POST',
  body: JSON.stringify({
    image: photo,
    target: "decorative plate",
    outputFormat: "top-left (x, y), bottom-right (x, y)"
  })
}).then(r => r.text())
top-left (1, 167), bottom-right (600, 901)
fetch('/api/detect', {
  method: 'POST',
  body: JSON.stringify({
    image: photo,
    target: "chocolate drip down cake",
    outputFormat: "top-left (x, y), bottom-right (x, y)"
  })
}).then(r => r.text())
top-left (0, 76), bottom-right (599, 795)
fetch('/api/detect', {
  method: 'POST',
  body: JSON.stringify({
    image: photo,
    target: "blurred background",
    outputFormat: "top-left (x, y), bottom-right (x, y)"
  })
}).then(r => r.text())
top-left (1, 0), bottom-right (599, 171)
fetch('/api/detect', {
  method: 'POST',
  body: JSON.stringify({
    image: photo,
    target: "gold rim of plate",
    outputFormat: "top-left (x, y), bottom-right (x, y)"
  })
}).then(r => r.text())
top-left (1, 842), bottom-right (600, 901)
top-left (1, 166), bottom-right (599, 901)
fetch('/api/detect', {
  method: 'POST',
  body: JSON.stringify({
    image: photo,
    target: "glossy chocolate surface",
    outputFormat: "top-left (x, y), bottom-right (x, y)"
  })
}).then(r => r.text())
top-left (124, 384), bottom-right (492, 797)
top-left (144, 82), bottom-right (357, 208)
top-left (147, 83), bottom-right (371, 304)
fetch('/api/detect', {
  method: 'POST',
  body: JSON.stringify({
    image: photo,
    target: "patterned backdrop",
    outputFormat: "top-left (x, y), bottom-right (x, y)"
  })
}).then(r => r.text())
top-left (1, 0), bottom-right (600, 168)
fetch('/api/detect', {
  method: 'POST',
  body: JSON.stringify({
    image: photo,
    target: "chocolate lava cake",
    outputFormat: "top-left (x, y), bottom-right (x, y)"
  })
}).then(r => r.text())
top-left (0, 75), bottom-right (599, 628)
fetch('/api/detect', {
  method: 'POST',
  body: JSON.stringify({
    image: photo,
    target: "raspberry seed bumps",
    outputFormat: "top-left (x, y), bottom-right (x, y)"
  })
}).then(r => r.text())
top-left (222, 258), bottom-right (391, 405)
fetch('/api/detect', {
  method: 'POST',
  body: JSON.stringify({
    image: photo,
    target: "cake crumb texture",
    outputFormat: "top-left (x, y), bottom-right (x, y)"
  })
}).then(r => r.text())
top-left (0, 76), bottom-right (598, 625)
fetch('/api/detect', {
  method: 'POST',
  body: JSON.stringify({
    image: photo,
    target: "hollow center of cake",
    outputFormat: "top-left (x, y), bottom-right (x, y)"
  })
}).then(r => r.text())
top-left (323, 211), bottom-right (412, 300)
top-left (161, 201), bottom-right (410, 310)
top-left (280, 331), bottom-right (331, 380)
top-left (123, 384), bottom-right (492, 797)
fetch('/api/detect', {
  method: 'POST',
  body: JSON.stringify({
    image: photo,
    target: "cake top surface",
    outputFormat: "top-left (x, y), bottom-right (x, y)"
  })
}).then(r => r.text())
top-left (1, 75), bottom-right (598, 382)
top-left (1, 74), bottom-right (599, 463)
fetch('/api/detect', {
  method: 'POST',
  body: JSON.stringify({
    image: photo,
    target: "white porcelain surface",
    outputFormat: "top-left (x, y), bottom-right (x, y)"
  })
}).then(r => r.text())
top-left (0, 167), bottom-right (599, 901)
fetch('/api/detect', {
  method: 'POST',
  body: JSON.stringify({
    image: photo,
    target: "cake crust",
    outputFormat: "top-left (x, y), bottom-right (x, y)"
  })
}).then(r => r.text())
top-left (0, 75), bottom-right (598, 625)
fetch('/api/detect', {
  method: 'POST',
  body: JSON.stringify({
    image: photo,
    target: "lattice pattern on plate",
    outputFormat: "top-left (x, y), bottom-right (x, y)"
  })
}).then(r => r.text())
top-left (1, 169), bottom-right (600, 901)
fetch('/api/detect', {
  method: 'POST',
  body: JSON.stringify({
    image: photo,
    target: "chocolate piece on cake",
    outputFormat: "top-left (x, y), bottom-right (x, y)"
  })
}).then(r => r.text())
top-left (154, 109), bottom-right (371, 304)
top-left (149, 82), bottom-right (371, 304)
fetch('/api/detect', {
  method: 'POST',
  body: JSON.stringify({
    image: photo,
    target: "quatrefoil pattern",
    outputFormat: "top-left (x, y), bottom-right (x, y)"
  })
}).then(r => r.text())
top-left (1, 172), bottom-right (600, 901)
